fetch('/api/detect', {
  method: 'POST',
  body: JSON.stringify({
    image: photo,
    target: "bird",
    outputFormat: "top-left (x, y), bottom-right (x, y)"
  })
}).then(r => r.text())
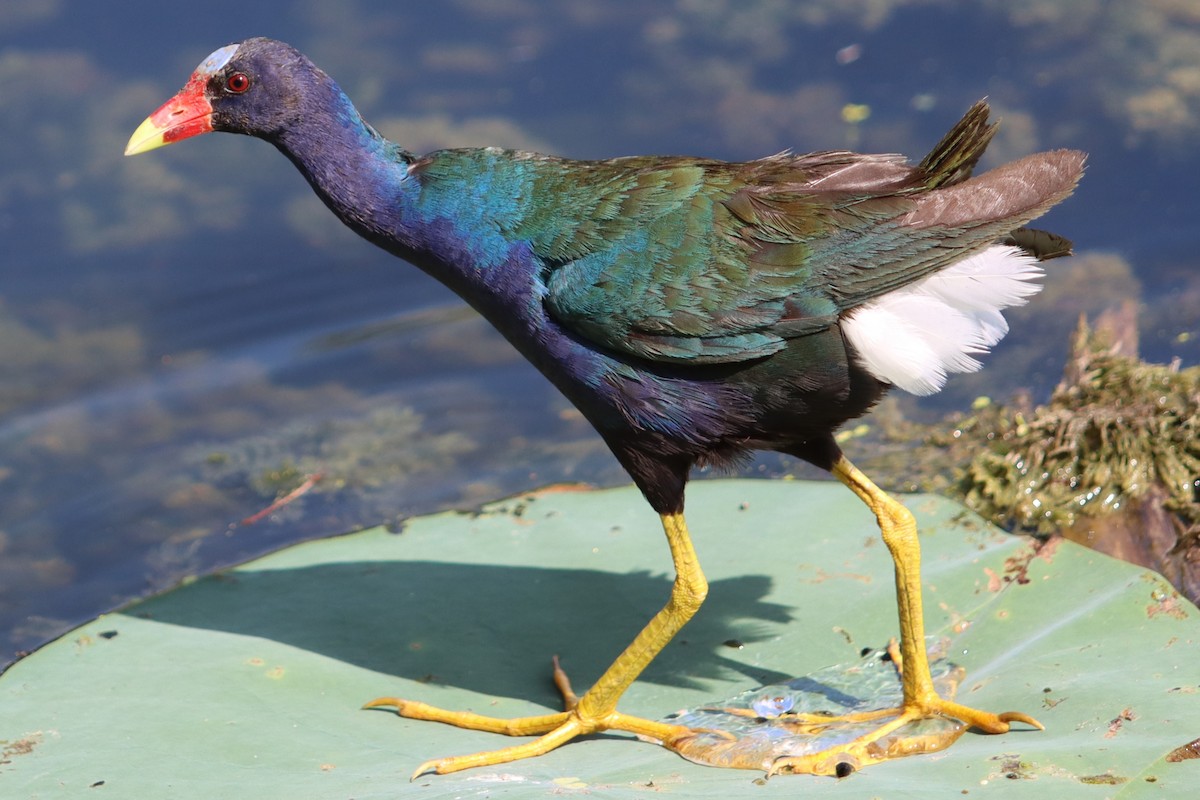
top-left (126, 37), bottom-right (1084, 778)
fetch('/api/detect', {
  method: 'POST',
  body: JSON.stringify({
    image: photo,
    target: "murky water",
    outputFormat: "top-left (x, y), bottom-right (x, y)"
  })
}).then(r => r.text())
top-left (3, 1), bottom-right (1198, 667)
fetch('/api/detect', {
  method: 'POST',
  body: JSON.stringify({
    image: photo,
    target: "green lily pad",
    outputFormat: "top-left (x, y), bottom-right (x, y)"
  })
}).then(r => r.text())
top-left (2, 479), bottom-right (1198, 797)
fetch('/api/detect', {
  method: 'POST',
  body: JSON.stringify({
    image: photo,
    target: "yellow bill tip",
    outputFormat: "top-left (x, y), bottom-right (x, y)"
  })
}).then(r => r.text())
top-left (124, 115), bottom-right (169, 156)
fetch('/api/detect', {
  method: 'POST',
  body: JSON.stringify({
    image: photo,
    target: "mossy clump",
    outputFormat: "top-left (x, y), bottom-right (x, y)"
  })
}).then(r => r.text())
top-left (947, 314), bottom-right (1200, 599)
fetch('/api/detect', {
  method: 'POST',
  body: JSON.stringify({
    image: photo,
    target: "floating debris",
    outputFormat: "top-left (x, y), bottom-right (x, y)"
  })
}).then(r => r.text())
top-left (1166, 736), bottom-right (1200, 762)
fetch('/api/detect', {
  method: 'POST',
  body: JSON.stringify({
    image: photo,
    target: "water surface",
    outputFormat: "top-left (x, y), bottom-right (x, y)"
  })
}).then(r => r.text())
top-left (3, 1), bottom-right (1197, 665)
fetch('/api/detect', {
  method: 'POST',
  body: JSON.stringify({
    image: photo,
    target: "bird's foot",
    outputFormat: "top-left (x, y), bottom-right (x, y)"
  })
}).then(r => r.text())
top-left (364, 656), bottom-right (706, 778)
top-left (713, 639), bottom-right (908, 733)
top-left (765, 693), bottom-right (1042, 777)
top-left (658, 642), bottom-right (1040, 775)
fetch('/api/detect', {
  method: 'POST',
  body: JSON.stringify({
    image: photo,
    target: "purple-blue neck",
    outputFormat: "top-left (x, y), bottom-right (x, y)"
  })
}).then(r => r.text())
top-left (264, 75), bottom-right (558, 356)
top-left (265, 76), bottom-right (543, 309)
top-left (270, 82), bottom-right (421, 254)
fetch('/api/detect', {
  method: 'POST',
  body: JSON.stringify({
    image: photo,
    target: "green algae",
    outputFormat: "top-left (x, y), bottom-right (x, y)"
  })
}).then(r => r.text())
top-left (956, 318), bottom-right (1199, 536)
top-left (944, 315), bottom-right (1200, 600)
top-left (950, 316), bottom-right (1195, 534)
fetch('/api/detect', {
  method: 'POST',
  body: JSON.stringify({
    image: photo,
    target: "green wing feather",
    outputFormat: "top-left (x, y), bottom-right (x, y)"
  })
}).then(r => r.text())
top-left (522, 102), bottom-right (1078, 365)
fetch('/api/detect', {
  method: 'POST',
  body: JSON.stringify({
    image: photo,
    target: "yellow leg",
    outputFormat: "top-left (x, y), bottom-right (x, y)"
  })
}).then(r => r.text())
top-left (768, 456), bottom-right (1042, 776)
top-left (367, 511), bottom-right (712, 777)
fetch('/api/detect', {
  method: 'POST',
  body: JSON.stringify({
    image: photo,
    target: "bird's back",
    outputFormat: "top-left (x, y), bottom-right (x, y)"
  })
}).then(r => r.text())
top-left (405, 106), bottom-right (1082, 372)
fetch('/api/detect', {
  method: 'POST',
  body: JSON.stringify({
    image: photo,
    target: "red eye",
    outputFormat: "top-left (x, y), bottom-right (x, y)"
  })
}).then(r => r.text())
top-left (226, 72), bottom-right (251, 93)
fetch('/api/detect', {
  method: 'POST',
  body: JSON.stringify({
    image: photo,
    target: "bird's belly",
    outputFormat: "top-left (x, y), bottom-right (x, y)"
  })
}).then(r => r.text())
top-left (441, 249), bottom-right (884, 467)
top-left (553, 327), bottom-right (889, 466)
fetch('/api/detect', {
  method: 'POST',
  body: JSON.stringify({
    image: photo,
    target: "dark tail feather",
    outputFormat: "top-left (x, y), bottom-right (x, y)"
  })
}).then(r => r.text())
top-left (1003, 226), bottom-right (1074, 260)
top-left (917, 100), bottom-right (997, 189)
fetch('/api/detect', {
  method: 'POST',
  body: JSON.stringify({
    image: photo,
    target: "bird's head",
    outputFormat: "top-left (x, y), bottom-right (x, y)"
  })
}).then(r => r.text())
top-left (125, 38), bottom-right (316, 155)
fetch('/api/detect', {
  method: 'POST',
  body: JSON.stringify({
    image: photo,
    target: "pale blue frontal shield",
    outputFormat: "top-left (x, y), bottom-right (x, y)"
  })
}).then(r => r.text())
top-left (198, 44), bottom-right (239, 75)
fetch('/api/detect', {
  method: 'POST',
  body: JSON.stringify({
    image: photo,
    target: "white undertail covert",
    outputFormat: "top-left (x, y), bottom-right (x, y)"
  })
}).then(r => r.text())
top-left (842, 244), bottom-right (1042, 396)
